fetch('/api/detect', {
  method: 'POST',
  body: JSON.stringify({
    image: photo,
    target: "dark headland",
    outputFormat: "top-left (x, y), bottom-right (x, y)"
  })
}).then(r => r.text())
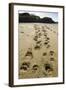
top-left (19, 13), bottom-right (58, 23)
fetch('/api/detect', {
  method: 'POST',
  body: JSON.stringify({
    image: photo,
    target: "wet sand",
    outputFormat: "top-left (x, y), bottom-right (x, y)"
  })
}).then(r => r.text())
top-left (18, 23), bottom-right (58, 79)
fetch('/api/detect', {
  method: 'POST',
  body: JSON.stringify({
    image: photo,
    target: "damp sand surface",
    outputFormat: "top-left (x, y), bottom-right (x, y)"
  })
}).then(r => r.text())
top-left (18, 23), bottom-right (58, 79)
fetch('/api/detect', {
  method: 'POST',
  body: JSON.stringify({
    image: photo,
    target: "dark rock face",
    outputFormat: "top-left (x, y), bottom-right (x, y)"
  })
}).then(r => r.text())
top-left (41, 17), bottom-right (55, 23)
top-left (19, 13), bottom-right (40, 23)
top-left (19, 13), bottom-right (57, 23)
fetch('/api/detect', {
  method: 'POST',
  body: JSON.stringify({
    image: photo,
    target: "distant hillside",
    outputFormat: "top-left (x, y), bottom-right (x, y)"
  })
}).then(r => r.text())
top-left (19, 13), bottom-right (58, 23)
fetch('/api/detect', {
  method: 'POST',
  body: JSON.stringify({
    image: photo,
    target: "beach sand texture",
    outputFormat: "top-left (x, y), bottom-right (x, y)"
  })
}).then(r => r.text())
top-left (18, 23), bottom-right (58, 79)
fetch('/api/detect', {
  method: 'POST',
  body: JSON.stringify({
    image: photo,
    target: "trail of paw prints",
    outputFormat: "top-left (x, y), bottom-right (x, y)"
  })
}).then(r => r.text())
top-left (42, 26), bottom-right (51, 49)
top-left (33, 24), bottom-right (42, 50)
top-left (41, 50), bottom-right (57, 77)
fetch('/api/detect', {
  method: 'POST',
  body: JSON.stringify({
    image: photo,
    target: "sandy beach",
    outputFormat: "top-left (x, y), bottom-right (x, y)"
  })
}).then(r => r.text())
top-left (18, 23), bottom-right (58, 79)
